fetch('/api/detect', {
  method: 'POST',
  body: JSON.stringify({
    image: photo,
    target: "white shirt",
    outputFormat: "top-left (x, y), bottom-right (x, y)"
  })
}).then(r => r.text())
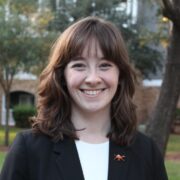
top-left (75, 140), bottom-right (109, 180)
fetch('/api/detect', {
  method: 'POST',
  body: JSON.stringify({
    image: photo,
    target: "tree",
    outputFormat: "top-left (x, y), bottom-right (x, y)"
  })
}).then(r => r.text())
top-left (0, 11), bottom-right (32, 145)
top-left (48, 0), bottom-right (123, 31)
top-left (0, 3), bottom-right (54, 145)
top-left (47, 0), bottom-right (163, 78)
top-left (146, 0), bottom-right (180, 156)
top-left (116, 22), bottom-right (163, 78)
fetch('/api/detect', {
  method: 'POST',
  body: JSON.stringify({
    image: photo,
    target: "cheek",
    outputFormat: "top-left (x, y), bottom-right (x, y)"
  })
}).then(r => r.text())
top-left (104, 71), bottom-right (119, 88)
top-left (65, 71), bottom-right (84, 89)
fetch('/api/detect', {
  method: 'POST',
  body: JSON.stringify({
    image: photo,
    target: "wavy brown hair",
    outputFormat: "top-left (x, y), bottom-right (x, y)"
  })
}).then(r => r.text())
top-left (32, 16), bottom-right (137, 146)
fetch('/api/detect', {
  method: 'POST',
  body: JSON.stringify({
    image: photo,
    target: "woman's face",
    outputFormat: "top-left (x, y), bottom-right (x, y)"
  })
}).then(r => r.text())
top-left (64, 39), bottom-right (119, 114)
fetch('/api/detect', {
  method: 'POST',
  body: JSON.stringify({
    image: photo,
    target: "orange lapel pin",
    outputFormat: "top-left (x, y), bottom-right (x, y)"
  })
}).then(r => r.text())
top-left (114, 154), bottom-right (126, 161)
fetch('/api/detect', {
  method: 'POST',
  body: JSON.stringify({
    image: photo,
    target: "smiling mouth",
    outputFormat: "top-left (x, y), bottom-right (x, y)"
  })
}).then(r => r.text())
top-left (80, 89), bottom-right (106, 96)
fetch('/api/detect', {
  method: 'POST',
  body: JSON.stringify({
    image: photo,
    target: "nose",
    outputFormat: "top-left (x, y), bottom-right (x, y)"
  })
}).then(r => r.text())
top-left (85, 69), bottom-right (101, 86)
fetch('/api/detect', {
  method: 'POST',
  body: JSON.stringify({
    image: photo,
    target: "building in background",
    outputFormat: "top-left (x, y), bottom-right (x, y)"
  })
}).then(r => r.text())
top-left (0, 73), bottom-right (38, 126)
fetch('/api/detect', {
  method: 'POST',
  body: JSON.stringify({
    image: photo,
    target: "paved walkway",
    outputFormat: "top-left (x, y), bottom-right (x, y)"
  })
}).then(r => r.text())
top-left (165, 152), bottom-right (180, 161)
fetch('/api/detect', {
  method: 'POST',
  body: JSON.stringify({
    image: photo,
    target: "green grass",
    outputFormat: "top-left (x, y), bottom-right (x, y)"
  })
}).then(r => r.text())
top-left (0, 127), bottom-right (179, 179)
top-left (0, 127), bottom-right (25, 170)
top-left (165, 134), bottom-right (180, 179)
top-left (166, 134), bottom-right (180, 152)
top-left (0, 152), bottom-right (6, 170)
top-left (166, 160), bottom-right (180, 180)
top-left (0, 127), bottom-right (25, 145)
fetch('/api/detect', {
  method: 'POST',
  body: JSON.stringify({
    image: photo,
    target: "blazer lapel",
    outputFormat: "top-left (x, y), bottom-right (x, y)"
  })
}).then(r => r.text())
top-left (53, 138), bottom-right (84, 180)
top-left (108, 140), bottom-right (130, 180)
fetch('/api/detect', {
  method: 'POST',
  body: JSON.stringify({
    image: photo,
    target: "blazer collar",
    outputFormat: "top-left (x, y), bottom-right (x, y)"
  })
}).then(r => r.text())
top-left (53, 137), bottom-right (84, 180)
top-left (53, 138), bottom-right (130, 180)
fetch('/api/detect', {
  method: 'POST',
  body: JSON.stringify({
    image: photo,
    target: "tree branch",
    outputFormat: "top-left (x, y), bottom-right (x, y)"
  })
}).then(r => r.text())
top-left (162, 0), bottom-right (180, 30)
top-left (162, 0), bottom-right (174, 20)
top-left (7, 70), bottom-right (15, 91)
top-left (172, 0), bottom-right (180, 29)
top-left (0, 68), bottom-right (7, 92)
top-left (162, 0), bottom-right (174, 13)
top-left (0, 78), bottom-right (7, 92)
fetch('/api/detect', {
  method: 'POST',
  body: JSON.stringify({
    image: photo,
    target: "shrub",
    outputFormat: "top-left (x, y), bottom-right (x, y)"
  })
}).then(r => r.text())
top-left (13, 105), bottom-right (36, 128)
top-left (175, 108), bottom-right (180, 121)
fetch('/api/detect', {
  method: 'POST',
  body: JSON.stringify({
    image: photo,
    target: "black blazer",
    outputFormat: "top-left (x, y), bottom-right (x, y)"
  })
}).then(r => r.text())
top-left (0, 130), bottom-right (168, 180)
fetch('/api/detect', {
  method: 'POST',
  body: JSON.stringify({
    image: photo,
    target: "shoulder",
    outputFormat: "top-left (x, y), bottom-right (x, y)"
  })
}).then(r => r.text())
top-left (1, 131), bottom-right (54, 179)
top-left (119, 132), bottom-right (168, 179)
top-left (129, 132), bottom-right (168, 179)
top-left (14, 129), bottom-right (51, 143)
top-left (11, 129), bottom-right (53, 153)
top-left (132, 131), bottom-right (155, 149)
top-left (129, 131), bottom-right (162, 162)
top-left (129, 131), bottom-right (164, 167)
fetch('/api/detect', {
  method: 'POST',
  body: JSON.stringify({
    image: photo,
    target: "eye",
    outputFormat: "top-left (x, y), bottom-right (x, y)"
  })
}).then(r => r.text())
top-left (99, 63), bottom-right (112, 70)
top-left (71, 63), bottom-right (86, 71)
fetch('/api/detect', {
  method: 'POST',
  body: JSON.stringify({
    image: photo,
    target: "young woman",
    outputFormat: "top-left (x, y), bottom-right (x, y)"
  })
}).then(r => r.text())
top-left (0, 17), bottom-right (168, 180)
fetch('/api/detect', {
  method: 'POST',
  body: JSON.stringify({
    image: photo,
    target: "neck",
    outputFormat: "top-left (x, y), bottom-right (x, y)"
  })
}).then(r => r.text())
top-left (71, 106), bottom-right (111, 143)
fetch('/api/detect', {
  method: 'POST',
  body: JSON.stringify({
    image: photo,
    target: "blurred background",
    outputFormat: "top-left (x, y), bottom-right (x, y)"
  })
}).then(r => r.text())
top-left (0, 0), bottom-right (179, 179)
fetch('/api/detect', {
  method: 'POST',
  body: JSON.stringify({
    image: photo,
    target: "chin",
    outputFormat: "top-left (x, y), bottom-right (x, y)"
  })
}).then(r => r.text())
top-left (81, 104), bottom-right (109, 113)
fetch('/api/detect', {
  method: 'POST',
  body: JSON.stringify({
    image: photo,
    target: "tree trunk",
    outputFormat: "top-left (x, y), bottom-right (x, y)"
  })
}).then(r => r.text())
top-left (4, 91), bottom-right (10, 146)
top-left (146, 25), bottom-right (180, 156)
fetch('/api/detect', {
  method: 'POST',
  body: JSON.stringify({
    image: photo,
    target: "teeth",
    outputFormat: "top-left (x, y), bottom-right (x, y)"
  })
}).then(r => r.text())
top-left (83, 90), bottom-right (101, 95)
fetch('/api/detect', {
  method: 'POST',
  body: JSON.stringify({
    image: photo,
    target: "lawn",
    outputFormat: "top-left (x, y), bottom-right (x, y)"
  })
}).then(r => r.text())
top-left (166, 160), bottom-right (180, 180)
top-left (0, 152), bottom-right (6, 169)
top-left (0, 127), bottom-right (25, 145)
top-left (166, 134), bottom-right (180, 152)
top-left (0, 127), bottom-right (179, 180)
top-left (165, 134), bottom-right (180, 179)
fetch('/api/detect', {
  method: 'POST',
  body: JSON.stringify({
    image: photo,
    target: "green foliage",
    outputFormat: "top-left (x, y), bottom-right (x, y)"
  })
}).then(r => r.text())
top-left (47, 0), bottom-right (163, 78)
top-left (110, 15), bottom-right (163, 78)
top-left (10, 0), bottom-right (38, 15)
top-left (0, 11), bottom-right (29, 69)
top-left (0, 0), bottom-right (5, 6)
top-left (13, 105), bottom-right (36, 128)
top-left (21, 31), bottom-right (57, 75)
top-left (0, 10), bottom-right (38, 81)
top-left (0, 6), bottom-right (56, 80)
top-left (0, 127), bottom-right (23, 145)
top-left (175, 108), bottom-right (180, 121)
top-left (0, 0), bottom-right (164, 78)
top-left (48, 0), bottom-right (122, 31)
top-left (128, 37), bottom-right (162, 78)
